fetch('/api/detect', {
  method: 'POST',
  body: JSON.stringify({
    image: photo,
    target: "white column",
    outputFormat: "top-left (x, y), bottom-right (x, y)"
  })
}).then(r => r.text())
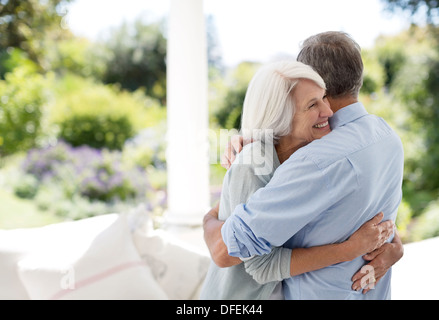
top-left (166, 0), bottom-right (210, 226)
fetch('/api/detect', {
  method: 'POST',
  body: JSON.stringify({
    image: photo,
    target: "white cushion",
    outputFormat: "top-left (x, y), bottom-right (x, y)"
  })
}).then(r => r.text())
top-left (17, 214), bottom-right (168, 300)
top-left (0, 214), bottom-right (120, 300)
top-left (133, 228), bottom-right (210, 300)
top-left (0, 246), bottom-right (30, 300)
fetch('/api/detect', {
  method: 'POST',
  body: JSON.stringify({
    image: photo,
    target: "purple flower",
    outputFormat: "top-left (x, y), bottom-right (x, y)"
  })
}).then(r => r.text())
top-left (21, 140), bottom-right (150, 203)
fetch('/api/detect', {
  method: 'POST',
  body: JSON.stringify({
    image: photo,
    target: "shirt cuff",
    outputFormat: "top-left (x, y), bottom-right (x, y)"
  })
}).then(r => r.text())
top-left (221, 217), bottom-right (251, 258)
top-left (221, 205), bottom-right (271, 258)
top-left (240, 256), bottom-right (255, 262)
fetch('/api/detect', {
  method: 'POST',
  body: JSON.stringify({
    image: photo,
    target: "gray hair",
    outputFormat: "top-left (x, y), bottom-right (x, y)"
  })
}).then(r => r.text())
top-left (241, 60), bottom-right (326, 142)
top-left (297, 31), bottom-right (363, 99)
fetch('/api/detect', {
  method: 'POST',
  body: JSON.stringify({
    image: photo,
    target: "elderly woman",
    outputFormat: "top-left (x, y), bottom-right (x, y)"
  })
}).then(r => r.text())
top-left (200, 61), bottom-right (394, 300)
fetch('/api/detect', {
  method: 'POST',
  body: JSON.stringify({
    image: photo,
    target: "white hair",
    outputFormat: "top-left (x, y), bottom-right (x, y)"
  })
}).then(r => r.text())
top-left (241, 60), bottom-right (326, 142)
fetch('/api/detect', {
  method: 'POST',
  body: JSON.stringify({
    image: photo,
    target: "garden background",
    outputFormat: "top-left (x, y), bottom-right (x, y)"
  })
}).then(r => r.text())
top-left (1, 0), bottom-right (439, 244)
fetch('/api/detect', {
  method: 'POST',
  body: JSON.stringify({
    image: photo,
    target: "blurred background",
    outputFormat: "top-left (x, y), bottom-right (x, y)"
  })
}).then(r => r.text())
top-left (1, 0), bottom-right (439, 244)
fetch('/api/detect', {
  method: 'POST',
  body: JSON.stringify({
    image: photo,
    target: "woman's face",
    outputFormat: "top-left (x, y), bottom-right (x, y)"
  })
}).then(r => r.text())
top-left (290, 79), bottom-right (333, 145)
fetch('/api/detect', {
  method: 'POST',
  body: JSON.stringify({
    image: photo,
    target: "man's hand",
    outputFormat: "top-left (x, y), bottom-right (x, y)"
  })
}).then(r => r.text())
top-left (351, 232), bottom-right (404, 294)
top-left (203, 203), bottom-right (242, 268)
top-left (220, 135), bottom-right (252, 169)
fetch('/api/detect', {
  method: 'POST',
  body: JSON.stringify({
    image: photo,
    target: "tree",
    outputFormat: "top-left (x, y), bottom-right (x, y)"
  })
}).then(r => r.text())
top-left (382, 1), bottom-right (439, 194)
top-left (100, 19), bottom-right (167, 105)
top-left (383, 0), bottom-right (439, 22)
top-left (214, 62), bottom-right (260, 130)
top-left (0, 0), bottom-right (72, 68)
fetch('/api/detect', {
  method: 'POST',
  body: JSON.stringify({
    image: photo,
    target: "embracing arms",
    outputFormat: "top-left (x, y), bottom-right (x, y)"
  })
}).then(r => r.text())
top-left (203, 202), bottom-right (241, 268)
top-left (203, 201), bottom-right (400, 281)
top-left (206, 135), bottom-right (404, 290)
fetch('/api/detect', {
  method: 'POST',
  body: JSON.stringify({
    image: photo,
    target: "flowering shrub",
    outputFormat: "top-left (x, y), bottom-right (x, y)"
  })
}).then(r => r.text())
top-left (21, 141), bottom-right (70, 180)
top-left (18, 141), bottom-right (151, 219)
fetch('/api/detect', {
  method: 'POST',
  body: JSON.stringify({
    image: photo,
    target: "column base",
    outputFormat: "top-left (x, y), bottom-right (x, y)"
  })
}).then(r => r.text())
top-left (162, 210), bottom-right (209, 254)
top-left (163, 210), bottom-right (206, 228)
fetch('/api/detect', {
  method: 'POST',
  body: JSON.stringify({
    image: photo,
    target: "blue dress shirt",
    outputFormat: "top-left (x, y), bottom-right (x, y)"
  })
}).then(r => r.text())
top-left (221, 102), bottom-right (404, 299)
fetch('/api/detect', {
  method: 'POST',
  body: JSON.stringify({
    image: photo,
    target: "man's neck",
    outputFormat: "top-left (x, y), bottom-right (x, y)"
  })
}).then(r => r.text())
top-left (327, 96), bottom-right (358, 113)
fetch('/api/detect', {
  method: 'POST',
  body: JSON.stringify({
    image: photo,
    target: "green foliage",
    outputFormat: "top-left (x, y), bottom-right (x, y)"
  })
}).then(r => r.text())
top-left (371, 36), bottom-right (407, 88)
top-left (0, 66), bottom-right (48, 156)
top-left (13, 173), bottom-right (39, 199)
top-left (44, 36), bottom-right (108, 79)
top-left (214, 62), bottom-right (260, 130)
top-left (360, 50), bottom-right (386, 94)
top-left (0, 0), bottom-right (73, 67)
top-left (409, 200), bottom-right (439, 241)
top-left (395, 200), bottom-right (414, 241)
top-left (359, 25), bottom-right (439, 242)
top-left (100, 19), bottom-right (167, 104)
top-left (216, 87), bottom-right (246, 130)
top-left (11, 141), bottom-right (153, 220)
top-left (388, 27), bottom-right (439, 194)
top-left (0, 2), bottom-right (171, 227)
top-left (122, 123), bottom-right (167, 170)
top-left (0, 47), bottom-right (38, 78)
top-left (49, 74), bottom-right (163, 150)
top-left (59, 114), bottom-right (133, 151)
top-left (0, 187), bottom-right (64, 229)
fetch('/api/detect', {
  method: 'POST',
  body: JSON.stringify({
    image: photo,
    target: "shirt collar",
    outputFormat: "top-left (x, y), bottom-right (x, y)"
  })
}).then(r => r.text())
top-left (329, 102), bottom-right (369, 129)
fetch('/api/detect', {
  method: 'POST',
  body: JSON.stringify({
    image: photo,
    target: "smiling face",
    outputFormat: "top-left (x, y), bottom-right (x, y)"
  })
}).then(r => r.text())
top-left (289, 79), bottom-right (333, 146)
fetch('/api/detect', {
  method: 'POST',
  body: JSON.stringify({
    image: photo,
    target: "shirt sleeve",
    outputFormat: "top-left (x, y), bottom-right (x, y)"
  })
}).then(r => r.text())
top-left (221, 153), bottom-right (355, 258)
top-left (221, 156), bottom-right (294, 281)
top-left (243, 247), bottom-right (292, 285)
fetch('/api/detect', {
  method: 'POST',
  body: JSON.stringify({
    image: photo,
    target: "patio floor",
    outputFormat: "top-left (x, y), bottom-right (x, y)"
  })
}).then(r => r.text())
top-left (391, 236), bottom-right (439, 300)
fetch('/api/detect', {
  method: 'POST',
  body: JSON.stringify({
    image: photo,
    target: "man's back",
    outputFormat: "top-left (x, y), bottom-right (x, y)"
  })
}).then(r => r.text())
top-left (282, 103), bottom-right (403, 299)
top-left (222, 102), bottom-right (404, 300)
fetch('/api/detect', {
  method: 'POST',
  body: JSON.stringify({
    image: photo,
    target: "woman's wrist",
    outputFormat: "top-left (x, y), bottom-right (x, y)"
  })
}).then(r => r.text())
top-left (339, 239), bottom-right (361, 262)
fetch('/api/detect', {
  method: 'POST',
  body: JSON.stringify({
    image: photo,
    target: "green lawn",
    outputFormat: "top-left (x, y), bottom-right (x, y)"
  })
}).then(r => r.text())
top-left (0, 189), bottom-right (64, 230)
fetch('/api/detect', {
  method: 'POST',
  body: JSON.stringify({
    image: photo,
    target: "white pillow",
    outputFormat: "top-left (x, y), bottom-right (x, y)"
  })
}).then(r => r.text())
top-left (133, 228), bottom-right (210, 300)
top-left (0, 245), bottom-right (31, 300)
top-left (18, 214), bottom-right (168, 300)
top-left (0, 214), bottom-right (121, 300)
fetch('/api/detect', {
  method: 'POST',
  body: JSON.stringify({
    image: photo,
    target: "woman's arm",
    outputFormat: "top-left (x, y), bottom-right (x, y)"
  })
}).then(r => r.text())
top-left (243, 212), bottom-right (394, 284)
top-left (290, 212), bottom-right (394, 276)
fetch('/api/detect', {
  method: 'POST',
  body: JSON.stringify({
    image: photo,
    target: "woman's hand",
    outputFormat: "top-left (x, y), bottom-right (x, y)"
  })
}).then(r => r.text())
top-left (220, 135), bottom-right (251, 169)
top-left (346, 212), bottom-right (394, 260)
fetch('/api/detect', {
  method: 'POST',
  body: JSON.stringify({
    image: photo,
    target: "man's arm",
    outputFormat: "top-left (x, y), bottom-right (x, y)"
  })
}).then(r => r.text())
top-left (205, 204), bottom-right (395, 279)
top-left (221, 153), bottom-right (340, 258)
top-left (220, 134), bottom-right (404, 287)
top-left (203, 202), bottom-right (241, 268)
top-left (243, 212), bottom-right (394, 284)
